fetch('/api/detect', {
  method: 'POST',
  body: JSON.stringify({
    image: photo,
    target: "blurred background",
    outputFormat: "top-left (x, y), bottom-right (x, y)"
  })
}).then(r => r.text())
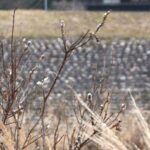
top-left (0, 0), bottom-right (150, 10)
top-left (0, 0), bottom-right (150, 109)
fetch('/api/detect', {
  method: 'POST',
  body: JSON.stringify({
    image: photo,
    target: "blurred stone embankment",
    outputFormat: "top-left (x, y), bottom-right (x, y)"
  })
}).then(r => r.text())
top-left (1, 38), bottom-right (150, 108)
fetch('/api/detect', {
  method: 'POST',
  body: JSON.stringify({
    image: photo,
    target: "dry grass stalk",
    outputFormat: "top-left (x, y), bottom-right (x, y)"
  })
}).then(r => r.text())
top-left (72, 91), bottom-right (127, 150)
top-left (0, 122), bottom-right (15, 150)
top-left (129, 90), bottom-right (150, 150)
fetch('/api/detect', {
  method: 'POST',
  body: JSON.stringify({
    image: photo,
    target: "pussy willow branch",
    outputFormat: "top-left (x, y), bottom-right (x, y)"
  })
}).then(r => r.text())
top-left (0, 42), bottom-right (7, 80)
top-left (94, 11), bottom-right (110, 34)
top-left (22, 11), bottom-right (110, 149)
top-left (3, 8), bottom-right (17, 124)
top-left (22, 47), bottom-right (69, 149)
top-left (45, 10), bottom-right (110, 102)
top-left (22, 132), bottom-right (52, 149)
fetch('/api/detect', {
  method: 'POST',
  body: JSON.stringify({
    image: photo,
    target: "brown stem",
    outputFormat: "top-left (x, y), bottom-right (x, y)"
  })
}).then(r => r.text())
top-left (22, 52), bottom-right (69, 149)
top-left (3, 9), bottom-right (17, 124)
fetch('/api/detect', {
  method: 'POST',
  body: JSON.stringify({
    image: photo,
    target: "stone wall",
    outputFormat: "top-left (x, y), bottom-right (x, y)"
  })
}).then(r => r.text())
top-left (0, 38), bottom-right (150, 108)
top-left (28, 39), bottom-right (150, 91)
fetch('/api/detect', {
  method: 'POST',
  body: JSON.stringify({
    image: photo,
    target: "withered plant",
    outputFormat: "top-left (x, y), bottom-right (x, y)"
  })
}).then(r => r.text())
top-left (0, 9), bottom-right (129, 150)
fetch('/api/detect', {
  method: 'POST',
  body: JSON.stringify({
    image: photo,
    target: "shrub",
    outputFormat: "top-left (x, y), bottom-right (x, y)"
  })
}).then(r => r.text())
top-left (0, 9), bottom-right (149, 150)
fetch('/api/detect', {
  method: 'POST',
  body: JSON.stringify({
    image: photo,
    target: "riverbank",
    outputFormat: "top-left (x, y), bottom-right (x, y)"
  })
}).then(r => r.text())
top-left (0, 10), bottom-right (150, 39)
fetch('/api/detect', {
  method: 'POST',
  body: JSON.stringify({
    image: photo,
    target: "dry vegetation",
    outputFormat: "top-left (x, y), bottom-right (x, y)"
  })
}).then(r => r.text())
top-left (0, 10), bottom-right (150, 150)
top-left (0, 10), bottom-right (150, 38)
